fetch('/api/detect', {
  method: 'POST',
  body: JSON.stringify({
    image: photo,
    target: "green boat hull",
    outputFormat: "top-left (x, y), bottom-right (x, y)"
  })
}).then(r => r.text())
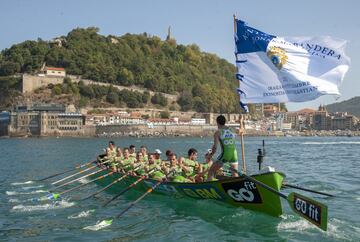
top-left (91, 167), bottom-right (285, 217)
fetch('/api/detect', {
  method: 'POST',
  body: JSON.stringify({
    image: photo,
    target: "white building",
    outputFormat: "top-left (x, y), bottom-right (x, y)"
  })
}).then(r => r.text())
top-left (45, 67), bottom-right (66, 77)
top-left (191, 118), bottom-right (206, 125)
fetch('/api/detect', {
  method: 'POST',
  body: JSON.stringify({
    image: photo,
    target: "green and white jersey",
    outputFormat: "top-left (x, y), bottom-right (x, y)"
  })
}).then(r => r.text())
top-left (217, 127), bottom-right (238, 163)
top-left (106, 147), bottom-right (117, 158)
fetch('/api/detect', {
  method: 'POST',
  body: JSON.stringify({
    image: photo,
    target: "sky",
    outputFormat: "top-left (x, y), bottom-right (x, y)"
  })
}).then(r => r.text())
top-left (0, 0), bottom-right (359, 111)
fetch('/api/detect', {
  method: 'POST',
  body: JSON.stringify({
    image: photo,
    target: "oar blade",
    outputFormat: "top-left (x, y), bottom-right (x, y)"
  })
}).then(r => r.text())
top-left (288, 192), bottom-right (328, 231)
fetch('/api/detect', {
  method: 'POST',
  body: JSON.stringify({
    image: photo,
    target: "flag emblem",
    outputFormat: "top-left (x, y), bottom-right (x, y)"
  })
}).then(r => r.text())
top-left (267, 46), bottom-right (288, 70)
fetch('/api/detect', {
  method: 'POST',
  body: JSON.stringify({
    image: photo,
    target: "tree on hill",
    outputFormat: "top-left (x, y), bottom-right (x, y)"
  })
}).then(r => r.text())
top-left (0, 27), bottom-right (242, 113)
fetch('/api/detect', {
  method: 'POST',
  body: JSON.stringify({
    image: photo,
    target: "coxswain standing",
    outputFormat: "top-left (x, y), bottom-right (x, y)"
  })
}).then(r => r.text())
top-left (207, 115), bottom-right (238, 181)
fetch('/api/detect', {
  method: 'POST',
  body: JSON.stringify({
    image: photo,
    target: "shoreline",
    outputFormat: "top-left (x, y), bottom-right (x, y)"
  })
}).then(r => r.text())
top-left (1, 130), bottom-right (360, 139)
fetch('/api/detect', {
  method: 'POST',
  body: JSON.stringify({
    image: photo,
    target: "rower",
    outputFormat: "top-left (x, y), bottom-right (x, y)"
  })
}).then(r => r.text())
top-left (110, 147), bottom-right (123, 172)
top-left (154, 149), bottom-right (162, 165)
top-left (105, 141), bottom-right (117, 159)
top-left (165, 150), bottom-right (173, 163)
top-left (195, 149), bottom-right (213, 182)
top-left (207, 115), bottom-right (238, 181)
top-left (140, 145), bottom-right (148, 161)
top-left (119, 148), bottom-right (136, 172)
top-left (145, 153), bottom-right (165, 181)
top-left (166, 154), bottom-right (191, 183)
top-left (129, 144), bottom-right (136, 158)
top-left (179, 148), bottom-right (199, 181)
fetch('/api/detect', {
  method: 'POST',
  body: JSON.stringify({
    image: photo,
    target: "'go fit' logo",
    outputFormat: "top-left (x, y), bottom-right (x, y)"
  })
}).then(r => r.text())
top-left (222, 180), bottom-right (262, 204)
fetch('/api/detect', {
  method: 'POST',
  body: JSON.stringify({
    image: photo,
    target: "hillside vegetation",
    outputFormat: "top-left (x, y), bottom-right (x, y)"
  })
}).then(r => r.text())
top-left (0, 27), bottom-right (240, 113)
top-left (326, 96), bottom-right (360, 117)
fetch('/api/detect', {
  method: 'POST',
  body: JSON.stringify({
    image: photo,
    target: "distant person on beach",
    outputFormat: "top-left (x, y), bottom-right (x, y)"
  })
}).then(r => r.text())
top-left (207, 115), bottom-right (238, 180)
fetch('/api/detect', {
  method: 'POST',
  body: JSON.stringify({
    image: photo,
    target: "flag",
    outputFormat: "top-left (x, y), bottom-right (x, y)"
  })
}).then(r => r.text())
top-left (234, 19), bottom-right (350, 105)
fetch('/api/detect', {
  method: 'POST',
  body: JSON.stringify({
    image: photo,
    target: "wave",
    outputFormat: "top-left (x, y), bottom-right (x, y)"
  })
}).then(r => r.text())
top-left (277, 219), bottom-right (312, 231)
top-left (11, 200), bottom-right (75, 212)
top-left (21, 185), bottom-right (44, 190)
top-left (6, 190), bottom-right (48, 196)
top-left (83, 220), bottom-right (112, 231)
top-left (11, 181), bottom-right (34, 186)
top-left (8, 198), bottom-right (20, 203)
top-left (278, 216), bottom-right (352, 240)
top-left (68, 209), bottom-right (95, 219)
top-left (302, 141), bottom-right (360, 145)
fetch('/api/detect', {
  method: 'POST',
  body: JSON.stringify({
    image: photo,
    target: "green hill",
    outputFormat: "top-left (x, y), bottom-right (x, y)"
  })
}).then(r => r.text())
top-left (326, 96), bottom-right (360, 117)
top-left (0, 27), bottom-right (240, 113)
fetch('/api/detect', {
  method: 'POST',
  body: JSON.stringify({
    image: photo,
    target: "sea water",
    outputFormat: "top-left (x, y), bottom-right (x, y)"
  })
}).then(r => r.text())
top-left (0, 136), bottom-right (359, 241)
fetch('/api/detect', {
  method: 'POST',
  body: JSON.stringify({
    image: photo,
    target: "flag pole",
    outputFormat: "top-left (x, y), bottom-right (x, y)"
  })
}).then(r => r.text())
top-left (234, 14), bottom-right (247, 174)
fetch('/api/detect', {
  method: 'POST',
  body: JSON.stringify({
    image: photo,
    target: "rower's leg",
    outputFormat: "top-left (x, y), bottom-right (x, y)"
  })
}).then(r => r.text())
top-left (206, 161), bottom-right (222, 181)
top-left (231, 162), bottom-right (239, 177)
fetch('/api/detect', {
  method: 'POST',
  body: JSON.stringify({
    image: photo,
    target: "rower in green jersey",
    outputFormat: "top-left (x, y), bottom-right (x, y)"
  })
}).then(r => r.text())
top-left (105, 141), bottom-right (117, 159)
top-left (207, 115), bottom-right (238, 181)
top-left (166, 154), bottom-right (191, 183)
top-left (154, 149), bottom-right (162, 165)
top-left (119, 147), bottom-right (136, 172)
top-left (180, 148), bottom-right (199, 180)
top-left (145, 153), bottom-right (165, 180)
top-left (195, 149), bottom-right (213, 182)
top-left (110, 147), bottom-right (123, 172)
top-left (133, 151), bottom-right (146, 175)
top-left (140, 145), bottom-right (149, 162)
top-left (129, 144), bottom-right (136, 158)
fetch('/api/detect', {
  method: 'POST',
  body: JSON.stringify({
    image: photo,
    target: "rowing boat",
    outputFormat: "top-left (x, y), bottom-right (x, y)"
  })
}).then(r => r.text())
top-left (90, 163), bottom-right (285, 217)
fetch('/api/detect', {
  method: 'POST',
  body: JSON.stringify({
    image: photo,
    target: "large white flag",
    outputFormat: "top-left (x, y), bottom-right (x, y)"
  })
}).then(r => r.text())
top-left (234, 19), bottom-right (350, 107)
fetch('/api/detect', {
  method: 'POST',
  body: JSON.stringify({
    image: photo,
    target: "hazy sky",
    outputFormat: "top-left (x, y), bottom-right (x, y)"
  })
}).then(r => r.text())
top-left (1, 0), bottom-right (358, 111)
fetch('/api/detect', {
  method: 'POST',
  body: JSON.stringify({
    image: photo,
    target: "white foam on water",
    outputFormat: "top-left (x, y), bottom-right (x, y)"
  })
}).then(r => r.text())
top-left (21, 185), bottom-right (44, 190)
top-left (277, 219), bottom-right (313, 232)
top-left (6, 190), bottom-right (48, 196)
top-left (8, 198), bottom-right (20, 203)
top-left (356, 197), bottom-right (360, 201)
top-left (11, 200), bottom-right (75, 212)
top-left (83, 220), bottom-right (112, 231)
top-left (78, 177), bottom-right (89, 184)
top-left (302, 141), bottom-right (360, 145)
top-left (68, 209), bottom-right (95, 219)
top-left (11, 181), bottom-right (34, 186)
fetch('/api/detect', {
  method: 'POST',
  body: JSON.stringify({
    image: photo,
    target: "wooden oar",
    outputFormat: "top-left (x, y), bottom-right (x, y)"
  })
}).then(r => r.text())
top-left (282, 183), bottom-right (334, 197)
top-left (231, 169), bottom-right (328, 231)
top-left (103, 168), bottom-right (156, 207)
top-left (51, 159), bottom-right (110, 185)
top-left (50, 167), bottom-right (107, 191)
top-left (36, 159), bottom-right (97, 182)
top-left (48, 171), bottom-right (115, 199)
top-left (80, 166), bottom-right (141, 201)
top-left (99, 178), bottom-right (166, 226)
top-left (115, 179), bottom-right (164, 218)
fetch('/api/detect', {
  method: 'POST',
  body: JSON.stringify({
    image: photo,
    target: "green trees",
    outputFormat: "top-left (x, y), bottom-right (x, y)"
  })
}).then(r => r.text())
top-left (151, 92), bottom-right (167, 107)
top-left (0, 27), bottom-right (247, 113)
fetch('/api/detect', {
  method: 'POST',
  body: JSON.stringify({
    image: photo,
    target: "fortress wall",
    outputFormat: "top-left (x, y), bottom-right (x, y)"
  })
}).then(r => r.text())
top-left (22, 74), bottom-right (178, 101)
top-left (22, 74), bottom-right (64, 93)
